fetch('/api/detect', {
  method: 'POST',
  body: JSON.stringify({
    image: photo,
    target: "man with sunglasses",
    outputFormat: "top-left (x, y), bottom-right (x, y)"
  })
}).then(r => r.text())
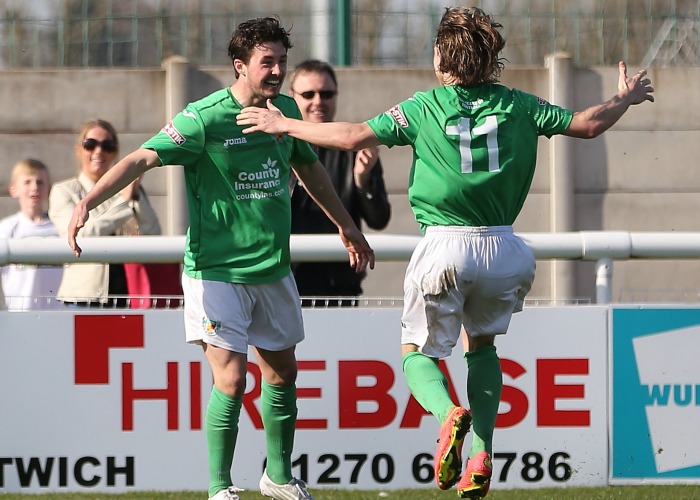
top-left (65, 16), bottom-right (374, 500)
top-left (289, 60), bottom-right (391, 307)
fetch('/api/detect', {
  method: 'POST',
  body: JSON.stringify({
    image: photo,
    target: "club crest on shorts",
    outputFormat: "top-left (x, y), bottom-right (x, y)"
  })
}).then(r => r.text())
top-left (202, 317), bottom-right (222, 335)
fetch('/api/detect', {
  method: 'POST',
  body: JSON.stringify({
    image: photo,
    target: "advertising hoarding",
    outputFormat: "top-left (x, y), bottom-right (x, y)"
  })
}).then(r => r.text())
top-left (0, 306), bottom-right (608, 492)
top-left (610, 307), bottom-right (700, 484)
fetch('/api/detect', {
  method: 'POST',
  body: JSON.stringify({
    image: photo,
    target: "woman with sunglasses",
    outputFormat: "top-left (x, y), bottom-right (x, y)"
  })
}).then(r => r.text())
top-left (49, 118), bottom-right (161, 307)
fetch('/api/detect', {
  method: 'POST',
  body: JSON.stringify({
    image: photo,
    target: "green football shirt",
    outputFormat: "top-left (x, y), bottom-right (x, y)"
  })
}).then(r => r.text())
top-left (142, 88), bottom-right (318, 284)
top-left (366, 84), bottom-right (573, 228)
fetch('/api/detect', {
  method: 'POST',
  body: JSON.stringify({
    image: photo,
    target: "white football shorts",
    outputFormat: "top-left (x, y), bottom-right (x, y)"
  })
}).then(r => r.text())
top-left (401, 225), bottom-right (536, 358)
top-left (182, 273), bottom-right (304, 353)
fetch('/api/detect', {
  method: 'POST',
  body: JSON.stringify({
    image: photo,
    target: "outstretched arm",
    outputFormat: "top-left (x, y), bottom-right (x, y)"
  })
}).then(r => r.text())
top-left (565, 61), bottom-right (654, 139)
top-left (68, 148), bottom-right (161, 257)
top-left (293, 160), bottom-right (376, 273)
top-left (237, 99), bottom-right (381, 151)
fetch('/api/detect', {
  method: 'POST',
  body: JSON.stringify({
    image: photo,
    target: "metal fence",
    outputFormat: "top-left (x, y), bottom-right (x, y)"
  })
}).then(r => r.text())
top-left (4, 232), bottom-right (700, 305)
top-left (1, 0), bottom-right (699, 69)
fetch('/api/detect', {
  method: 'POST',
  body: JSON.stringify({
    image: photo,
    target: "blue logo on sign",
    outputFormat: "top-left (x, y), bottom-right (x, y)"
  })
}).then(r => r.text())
top-left (611, 308), bottom-right (700, 480)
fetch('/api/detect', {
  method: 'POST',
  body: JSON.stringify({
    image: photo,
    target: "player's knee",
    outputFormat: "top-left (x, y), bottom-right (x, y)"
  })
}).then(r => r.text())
top-left (215, 374), bottom-right (247, 398)
top-left (467, 334), bottom-right (496, 351)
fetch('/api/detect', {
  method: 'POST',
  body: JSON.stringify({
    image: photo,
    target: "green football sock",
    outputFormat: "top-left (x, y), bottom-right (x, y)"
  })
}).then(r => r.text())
top-left (464, 345), bottom-right (502, 457)
top-left (402, 351), bottom-right (456, 423)
top-left (206, 386), bottom-right (242, 497)
top-left (261, 381), bottom-right (297, 484)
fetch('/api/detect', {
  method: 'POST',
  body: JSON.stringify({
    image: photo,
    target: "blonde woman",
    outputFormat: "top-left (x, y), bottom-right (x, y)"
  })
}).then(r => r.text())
top-left (49, 119), bottom-right (161, 307)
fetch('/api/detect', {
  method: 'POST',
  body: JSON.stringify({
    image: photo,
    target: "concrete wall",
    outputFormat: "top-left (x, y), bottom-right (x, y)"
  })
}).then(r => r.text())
top-left (1, 59), bottom-right (699, 302)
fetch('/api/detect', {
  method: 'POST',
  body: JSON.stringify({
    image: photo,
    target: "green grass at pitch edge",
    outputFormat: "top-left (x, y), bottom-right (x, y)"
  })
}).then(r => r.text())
top-left (2, 485), bottom-right (700, 499)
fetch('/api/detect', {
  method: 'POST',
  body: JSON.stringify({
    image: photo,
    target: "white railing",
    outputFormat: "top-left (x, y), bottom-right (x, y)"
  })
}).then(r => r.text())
top-left (3, 232), bottom-right (700, 304)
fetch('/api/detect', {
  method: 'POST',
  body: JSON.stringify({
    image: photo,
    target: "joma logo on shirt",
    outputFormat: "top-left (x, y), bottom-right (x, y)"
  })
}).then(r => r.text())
top-left (224, 137), bottom-right (247, 146)
top-left (388, 105), bottom-right (409, 128)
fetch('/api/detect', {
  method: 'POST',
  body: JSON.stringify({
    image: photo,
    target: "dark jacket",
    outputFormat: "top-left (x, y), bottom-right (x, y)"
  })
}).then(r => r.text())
top-left (291, 147), bottom-right (391, 300)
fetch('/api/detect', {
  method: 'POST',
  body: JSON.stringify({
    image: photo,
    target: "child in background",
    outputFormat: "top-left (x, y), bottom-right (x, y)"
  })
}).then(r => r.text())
top-left (0, 159), bottom-right (63, 311)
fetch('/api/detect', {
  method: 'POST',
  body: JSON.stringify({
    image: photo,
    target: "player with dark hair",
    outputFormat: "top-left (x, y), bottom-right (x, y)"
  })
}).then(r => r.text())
top-left (237, 6), bottom-right (653, 498)
top-left (66, 16), bottom-right (374, 500)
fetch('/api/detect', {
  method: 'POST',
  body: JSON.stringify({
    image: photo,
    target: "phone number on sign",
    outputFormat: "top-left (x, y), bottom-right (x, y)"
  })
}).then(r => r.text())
top-left (276, 451), bottom-right (573, 485)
